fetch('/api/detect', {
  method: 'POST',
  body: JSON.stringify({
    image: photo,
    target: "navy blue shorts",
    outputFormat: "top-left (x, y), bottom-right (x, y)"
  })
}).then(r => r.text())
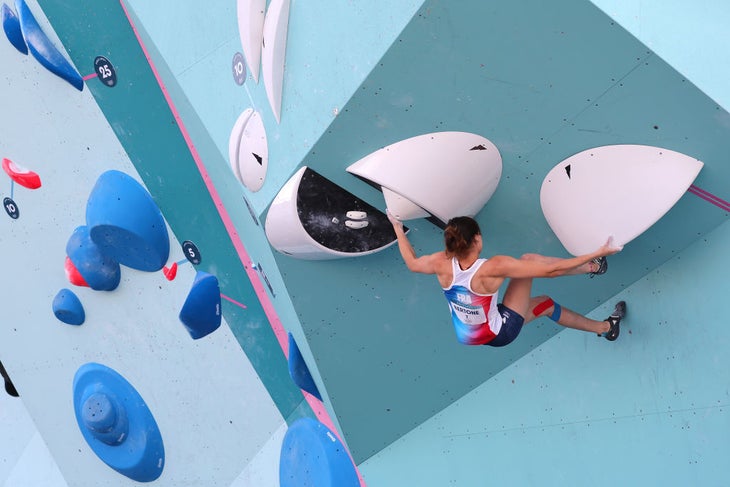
top-left (485, 304), bottom-right (525, 347)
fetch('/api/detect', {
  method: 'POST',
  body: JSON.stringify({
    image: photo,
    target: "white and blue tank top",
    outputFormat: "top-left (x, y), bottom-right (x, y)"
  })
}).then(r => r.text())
top-left (442, 257), bottom-right (502, 345)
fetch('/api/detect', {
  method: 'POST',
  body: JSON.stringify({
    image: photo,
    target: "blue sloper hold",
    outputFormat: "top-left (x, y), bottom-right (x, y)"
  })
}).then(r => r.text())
top-left (66, 226), bottom-right (121, 291)
top-left (280, 418), bottom-right (359, 487)
top-left (1, 3), bottom-right (27, 54)
top-left (14, 0), bottom-right (83, 90)
top-left (73, 363), bottom-right (165, 482)
top-left (52, 288), bottom-right (85, 325)
top-left (179, 271), bottom-right (221, 339)
top-left (86, 170), bottom-right (170, 272)
top-left (287, 333), bottom-right (322, 400)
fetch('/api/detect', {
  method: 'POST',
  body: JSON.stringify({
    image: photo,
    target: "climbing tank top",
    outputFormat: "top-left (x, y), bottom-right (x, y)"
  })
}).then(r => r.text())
top-left (442, 257), bottom-right (502, 345)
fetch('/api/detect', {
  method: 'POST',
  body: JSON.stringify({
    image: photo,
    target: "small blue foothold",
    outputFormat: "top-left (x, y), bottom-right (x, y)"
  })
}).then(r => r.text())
top-left (52, 288), bottom-right (85, 325)
top-left (280, 418), bottom-right (359, 487)
top-left (73, 363), bottom-right (165, 482)
top-left (179, 271), bottom-right (221, 339)
top-left (14, 0), bottom-right (83, 90)
top-left (1, 3), bottom-right (28, 54)
top-left (85, 170), bottom-right (170, 272)
top-left (287, 333), bottom-right (322, 400)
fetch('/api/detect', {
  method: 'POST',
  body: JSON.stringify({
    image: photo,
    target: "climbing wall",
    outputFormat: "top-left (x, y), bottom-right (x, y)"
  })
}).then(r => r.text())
top-left (275, 0), bottom-right (730, 462)
top-left (0, 3), bottom-right (287, 485)
top-left (3, 0), bottom-right (730, 486)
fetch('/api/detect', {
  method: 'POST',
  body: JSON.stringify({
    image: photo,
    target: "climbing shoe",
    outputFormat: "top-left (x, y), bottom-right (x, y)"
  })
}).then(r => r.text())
top-left (600, 301), bottom-right (626, 341)
top-left (589, 256), bottom-right (608, 278)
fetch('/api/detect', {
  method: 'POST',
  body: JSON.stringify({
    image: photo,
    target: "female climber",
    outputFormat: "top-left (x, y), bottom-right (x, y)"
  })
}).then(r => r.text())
top-left (388, 214), bottom-right (626, 346)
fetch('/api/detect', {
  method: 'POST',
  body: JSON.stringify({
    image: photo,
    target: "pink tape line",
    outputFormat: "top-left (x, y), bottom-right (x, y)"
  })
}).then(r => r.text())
top-left (688, 184), bottom-right (730, 212)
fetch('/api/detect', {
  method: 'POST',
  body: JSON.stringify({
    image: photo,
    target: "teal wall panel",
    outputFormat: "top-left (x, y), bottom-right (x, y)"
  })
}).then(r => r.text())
top-left (275, 0), bottom-right (730, 462)
top-left (360, 217), bottom-right (730, 486)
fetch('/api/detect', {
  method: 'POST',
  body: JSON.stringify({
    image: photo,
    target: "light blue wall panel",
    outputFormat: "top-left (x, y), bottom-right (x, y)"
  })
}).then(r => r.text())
top-left (361, 217), bottom-right (730, 486)
top-left (37, 0), bottom-right (311, 422)
top-left (0, 3), bottom-right (287, 485)
top-left (590, 0), bottom-right (730, 111)
top-left (125, 0), bottom-right (424, 214)
top-left (4, 432), bottom-right (68, 487)
top-left (0, 391), bottom-right (66, 485)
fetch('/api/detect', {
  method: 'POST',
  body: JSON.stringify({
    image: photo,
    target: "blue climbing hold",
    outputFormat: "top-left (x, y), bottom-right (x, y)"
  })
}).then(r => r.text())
top-left (287, 333), bottom-right (322, 400)
top-left (1, 3), bottom-right (27, 54)
top-left (280, 417), bottom-right (359, 487)
top-left (66, 226), bottom-right (121, 291)
top-left (81, 391), bottom-right (129, 446)
top-left (86, 170), bottom-right (170, 272)
top-left (14, 0), bottom-right (83, 90)
top-left (73, 363), bottom-right (165, 482)
top-left (52, 288), bottom-right (85, 325)
top-left (179, 271), bottom-right (221, 339)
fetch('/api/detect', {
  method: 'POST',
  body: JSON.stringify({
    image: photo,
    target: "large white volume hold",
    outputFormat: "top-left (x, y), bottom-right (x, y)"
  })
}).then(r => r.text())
top-left (261, 0), bottom-right (290, 123)
top-left (236, 0), bottom-right (265, 83)
top-left (236, 110), bottom-right (268, 192)
top-left (540, 144), bottom-right (703, 255)
top-left (347, 132), bottom-right (502, 226)
top-left (228, 108), bottom-right (254, 181)
top-left (265, 167), bottom-right (400, 259)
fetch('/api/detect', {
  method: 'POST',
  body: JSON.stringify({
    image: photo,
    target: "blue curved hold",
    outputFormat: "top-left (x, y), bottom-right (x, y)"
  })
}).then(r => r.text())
top-left (86, 170), bottom-right (170, 272)
top-left (81, 391), bottom-right (129, 446)
top-left (287, 333), bottom-right (322, 400)
top-left (280, 418), bottom-right (359, 487)
top-left (2, 4), bottom-right (27, 54)
top-left (66, 226), bottom-right (121, 291)
top-left (14, 0), bottom-right (83, 91)
top-left (179, 271), bottom-right (221, 339)
top-left (52, 288), bottom-right (85, 325)
top-left (73, 363), bottom-right (165, 482)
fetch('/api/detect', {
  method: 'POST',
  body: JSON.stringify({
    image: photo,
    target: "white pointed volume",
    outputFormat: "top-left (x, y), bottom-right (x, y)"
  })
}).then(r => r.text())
top-left (237, 110), bottom-right (268, 192)
top-left (261, 0), bottom-right (290, 123)
top-left (346, 132), bottom-right (503, 226)
top-left (540, 144), bottom-right (703, 255)
top-left (228, 108), bottom-right (254, 181)
top-left (236, 0), bottom-right (265, 83)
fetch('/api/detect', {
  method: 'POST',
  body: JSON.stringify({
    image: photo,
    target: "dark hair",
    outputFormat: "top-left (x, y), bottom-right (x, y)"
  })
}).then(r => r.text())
top-left (444, 216), bottom-right (481, 257)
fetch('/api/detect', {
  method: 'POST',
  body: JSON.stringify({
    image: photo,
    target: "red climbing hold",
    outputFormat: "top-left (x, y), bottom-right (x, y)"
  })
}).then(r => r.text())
top-left (2, 158), bottom-right (41, 189)
top-left (64, 256), bottom-right (89, 287)
top-left (163, 262), bottom-right (178, 281)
